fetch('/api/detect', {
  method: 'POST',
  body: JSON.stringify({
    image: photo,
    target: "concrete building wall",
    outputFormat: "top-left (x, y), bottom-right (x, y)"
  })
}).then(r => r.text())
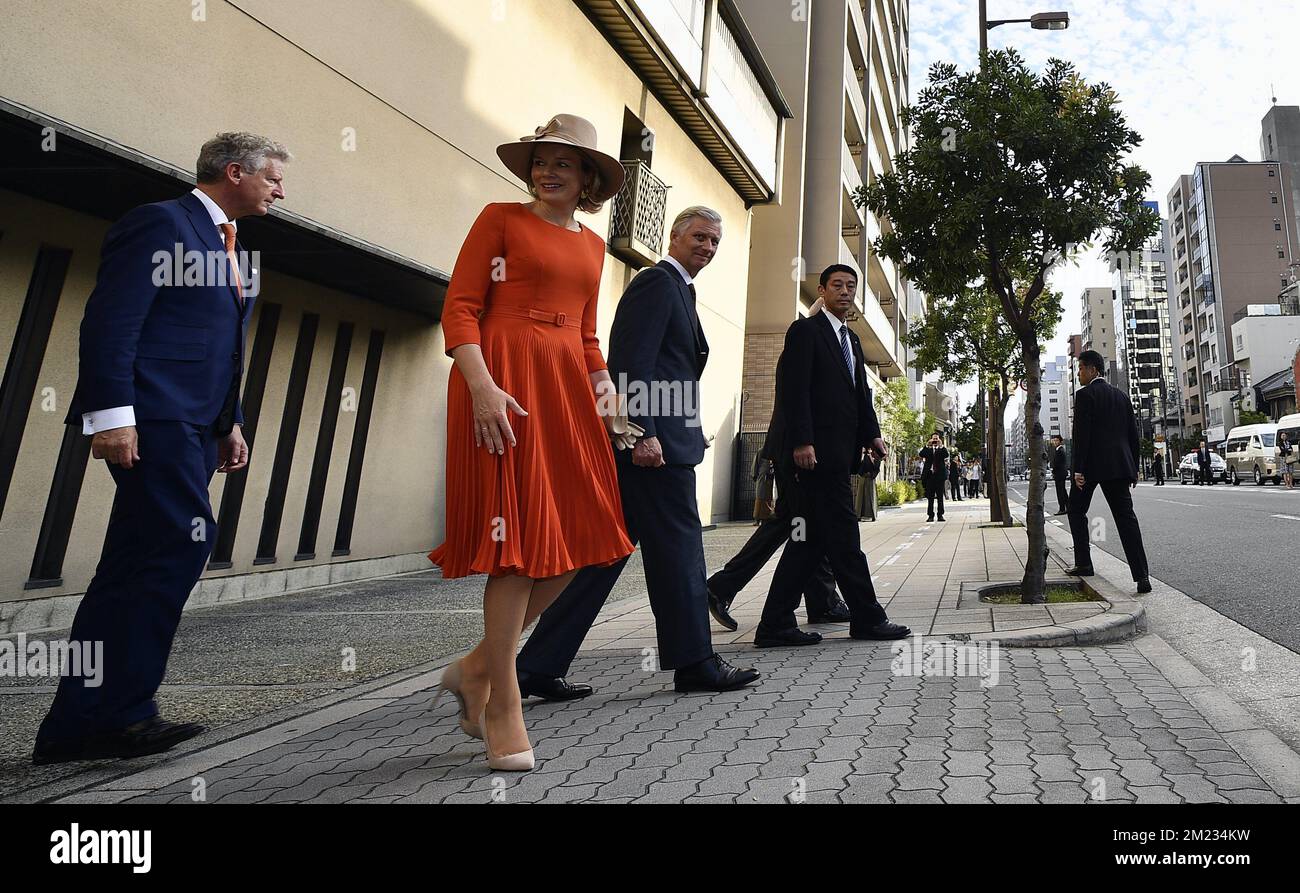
top-left (0, 0), bottom-right (780, 615)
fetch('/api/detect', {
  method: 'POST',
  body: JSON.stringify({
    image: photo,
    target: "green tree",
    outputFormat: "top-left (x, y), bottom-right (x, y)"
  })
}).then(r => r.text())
top-left (1238, 410), bottom-right (1268, 425)
top-left (856, 50), bottom-right (1159, 603)
top-left (901, 275), bottom-right (1059, 523)
top-left (877, 376), bottom-right (928, 478)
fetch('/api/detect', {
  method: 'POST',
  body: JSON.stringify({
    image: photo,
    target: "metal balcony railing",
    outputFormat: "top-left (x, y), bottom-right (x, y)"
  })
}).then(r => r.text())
top-left (609, 160), bottom-right (670, 268)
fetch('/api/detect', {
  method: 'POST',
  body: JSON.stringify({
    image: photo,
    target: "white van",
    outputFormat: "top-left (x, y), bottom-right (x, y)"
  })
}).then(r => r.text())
top-left (1223, 423), bottom-right (1280, 485)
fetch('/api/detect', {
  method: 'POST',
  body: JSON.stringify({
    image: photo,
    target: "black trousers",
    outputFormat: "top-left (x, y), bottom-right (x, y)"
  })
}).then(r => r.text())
top-left (759, 464), bottom-right (888, 633)
top-left (1066, 479), bottom-right (1149, 582)
top-left (709, 462), bottom-right (837, 617)
top-left (924, 478), bottom-right (944, 518)
top-left (38, 421), bottom-right (219, 743)
top-left (1054, 476), bottom-right (1069, 513)
top-left (1153, 462), bottom-right (1164, 485)
top-left (949, 476), bottom-right (962, 500)
top-left (517, 461), bottom-right (713, 678)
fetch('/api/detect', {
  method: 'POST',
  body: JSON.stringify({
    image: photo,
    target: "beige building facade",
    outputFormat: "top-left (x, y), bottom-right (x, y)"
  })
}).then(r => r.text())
top-left (0, 0), bottom-right (789, 631)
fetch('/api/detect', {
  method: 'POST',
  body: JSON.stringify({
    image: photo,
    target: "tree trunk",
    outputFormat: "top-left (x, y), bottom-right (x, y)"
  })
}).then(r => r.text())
top-left (1020, 341), bottom-right (1048, 604)
top-left (986, 383), bottom-right (1004, 523)
top-left (995, 389), bottom-right (1012, 525)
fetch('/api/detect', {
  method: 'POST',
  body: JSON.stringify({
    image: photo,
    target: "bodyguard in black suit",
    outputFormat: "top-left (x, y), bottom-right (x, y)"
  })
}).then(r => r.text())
top-left (1196, 441), bottom-right (1214, 485)
top-left (919, 433), bottom-right (948, 522)
top-left (517, 208), bottom-right (760, 698)
top-left (753, 265), bottom-right (910, 647)
top-left (1065, 350), bottom-right (1151, 593)
top-left (1050, 434), bottom-right (1069, 514)
top-left (34, 133), bottom-right (290, 764)
top-left (705, 348), bottom-right (847, 632)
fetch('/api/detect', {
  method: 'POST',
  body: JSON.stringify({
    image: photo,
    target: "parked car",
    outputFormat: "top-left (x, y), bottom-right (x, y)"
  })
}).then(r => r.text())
top-left (1178, 451), bottom-right (1227, 484)
top-left (1222, 423), bottom-right (1280, 485)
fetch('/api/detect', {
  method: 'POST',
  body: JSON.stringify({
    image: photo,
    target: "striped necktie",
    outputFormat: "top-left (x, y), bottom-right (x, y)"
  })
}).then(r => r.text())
top-left (217, 222), bottom-right (244, 306)
top-left (838, 324), bottom-right (854, 383)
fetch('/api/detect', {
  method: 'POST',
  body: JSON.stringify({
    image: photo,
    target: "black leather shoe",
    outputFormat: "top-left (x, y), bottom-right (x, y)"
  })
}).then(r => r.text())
top-left (850, 621), bottom-right (912, 641)
top-left (706, 582), bottom-right (738, 632)
top-left (1065, 566), bottom-right (1095, 576)
top-left (1055, 510), bottom-right (1068, 516)
top-left (807, 600), bottom-right (851, 624)
top-left (754, 626), bottom-right (823, 648)
top-left (937, 516), bottom-right (945, 522)
top-left (927, 515), bottom-right (934, 522)
top-left (35, 717), bottom-right (206, 765)
top-left (1136, 578), bottom-right (1152, 594)
top-left (674, 654), bottom-right (760, 692)
top-left (518, 672), bottom-right (593, 701)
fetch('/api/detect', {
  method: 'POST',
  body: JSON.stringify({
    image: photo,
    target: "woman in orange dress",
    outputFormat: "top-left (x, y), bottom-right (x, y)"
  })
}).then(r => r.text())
top-left (429, 115), bottom-right (633, 771)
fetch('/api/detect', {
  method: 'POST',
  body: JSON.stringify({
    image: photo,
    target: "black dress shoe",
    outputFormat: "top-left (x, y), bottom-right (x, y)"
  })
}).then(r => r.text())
top-left (706, 583), bottom-right (738, 632)
top-left (754, 626), bottom-right (823, 648)
top-left (674, 653), bottom-right (760, 692)
top-left (1136, 578), bottom-right (1152, 594)
top-left (35, 717), bottom-right (206, 765)
top-left (850, 621), bottom-right (912, 641)
top-left (1055, 510), bottom-right (1068, 516)
top-left (1064, 566), bottom-right (1095, 576)
top-left (518, 672), bottom-right (593, 701)
top-left (807, 600), bottom-right (851, 624)
top-left (937, 516), bottom-right (945, 522)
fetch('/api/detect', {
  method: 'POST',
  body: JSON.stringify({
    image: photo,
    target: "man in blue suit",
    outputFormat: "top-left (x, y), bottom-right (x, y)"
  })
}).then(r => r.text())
top-left (33, 132), bottom-right (290, 764)
top-left (516, 207), bottom-right (760, 699)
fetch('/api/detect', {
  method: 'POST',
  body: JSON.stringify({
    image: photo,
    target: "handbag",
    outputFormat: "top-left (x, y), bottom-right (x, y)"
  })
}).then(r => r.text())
top-left (753, 459), bottom-right (776, 520)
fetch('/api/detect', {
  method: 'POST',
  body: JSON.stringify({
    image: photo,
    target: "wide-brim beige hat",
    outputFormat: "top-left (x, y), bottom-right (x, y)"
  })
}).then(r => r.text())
top-left (496, 114), bottom-right (626, 203)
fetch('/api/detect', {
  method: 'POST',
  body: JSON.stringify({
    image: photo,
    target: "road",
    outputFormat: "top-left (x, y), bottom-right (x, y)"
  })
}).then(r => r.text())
top-left (1009, 479), bottom-right (1300, 655)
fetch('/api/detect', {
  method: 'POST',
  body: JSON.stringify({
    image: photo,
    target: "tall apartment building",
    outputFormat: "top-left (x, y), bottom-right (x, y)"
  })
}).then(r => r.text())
top-left (1040, 357), bottom-right (1072, 442)
top-left (1080, 287), bottom-right (1117, 384)
top-left (740, 0), bottom-right (911, 444)
top-left (1261, 104), bottom-right (1300, 242)
top-left (1165, 155), bottom-right (1300, 442)
top-left (0, 0), bottom-right (788, 628)
top-left (1112, 220), bottom-right (1180, 440)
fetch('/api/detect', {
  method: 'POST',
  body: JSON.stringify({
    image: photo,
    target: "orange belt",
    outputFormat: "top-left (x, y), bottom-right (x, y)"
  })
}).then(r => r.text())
top-left (482, 307), bottom-right (580, 329)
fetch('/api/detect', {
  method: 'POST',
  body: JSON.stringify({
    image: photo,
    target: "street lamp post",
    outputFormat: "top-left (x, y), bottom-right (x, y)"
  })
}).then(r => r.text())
top-left (979, 1), bottom-right (1070, 55)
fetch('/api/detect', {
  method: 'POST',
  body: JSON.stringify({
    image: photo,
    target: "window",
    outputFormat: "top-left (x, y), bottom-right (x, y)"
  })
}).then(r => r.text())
top-left (1272, 196), bottom-right (1279, 204)
top-left (1269, 167), bottom-right (1276, 177)
top-left (1276, 222), bottom-right (1283, 231)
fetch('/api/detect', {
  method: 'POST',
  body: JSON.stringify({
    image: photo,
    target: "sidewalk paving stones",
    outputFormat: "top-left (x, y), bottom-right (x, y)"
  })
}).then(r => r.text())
top-left (5, 498), bottom-right (1296, 805)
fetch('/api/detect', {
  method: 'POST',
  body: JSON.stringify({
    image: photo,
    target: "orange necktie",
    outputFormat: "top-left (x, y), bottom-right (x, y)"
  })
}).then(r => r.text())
top-left (217, 222), bottom-right (245, 306)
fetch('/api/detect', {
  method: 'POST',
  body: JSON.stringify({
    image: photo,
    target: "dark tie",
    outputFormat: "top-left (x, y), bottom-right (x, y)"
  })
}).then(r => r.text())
top-left (687, 283), bottom-right (704, 343)
top-left (839, 324), bottom-right (854, 383)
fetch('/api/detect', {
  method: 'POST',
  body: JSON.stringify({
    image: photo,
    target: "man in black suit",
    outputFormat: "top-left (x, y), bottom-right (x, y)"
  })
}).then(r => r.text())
top-left (752, 265), bottom-right (911, 647)
top-left (1196, 440), bottom-right (1214, 485)
top-left (1050, 434), bottom-right (1069, 514)
top-left (705, 349), bottom-right (849, 631)
top-left (516, 207), bottom-right (759, 698)
top-left (1065, 350), bottom-right (1151, 593)
top-left (919, 432), bottom-right (949, 522)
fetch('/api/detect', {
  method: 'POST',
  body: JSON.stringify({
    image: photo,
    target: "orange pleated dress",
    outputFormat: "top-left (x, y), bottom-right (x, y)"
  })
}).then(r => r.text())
top-left (429, 202), bottom-right (634, 578)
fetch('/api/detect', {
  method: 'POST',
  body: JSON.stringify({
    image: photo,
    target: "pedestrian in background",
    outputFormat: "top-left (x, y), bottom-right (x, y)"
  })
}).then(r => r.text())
top-left (1050, 434), bottom-right (1069, 515)
top-left (966, 458), bottom-right (982, 498)
top-left (949, 452), bottom-right (963, 501)
top-left (1196, 440), bottom-right (1213, 486)
top-left (1279, 431), bottom-right (1295, 490)
top-left (919, 432), bottom-right (948, 522)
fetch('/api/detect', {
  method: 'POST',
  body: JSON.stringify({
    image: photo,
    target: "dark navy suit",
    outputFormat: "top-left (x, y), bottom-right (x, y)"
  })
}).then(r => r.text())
top-left (518, 260), bottom-right (715, 675)
top-left (38, 192), bottom-right (252, 743)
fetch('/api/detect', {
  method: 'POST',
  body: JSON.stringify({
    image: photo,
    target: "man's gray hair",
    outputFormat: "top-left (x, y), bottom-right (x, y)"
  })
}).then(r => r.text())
top-left (670, 205), bottom-right (723, 238)
top-left (196, 132), bottom-right (293, 183)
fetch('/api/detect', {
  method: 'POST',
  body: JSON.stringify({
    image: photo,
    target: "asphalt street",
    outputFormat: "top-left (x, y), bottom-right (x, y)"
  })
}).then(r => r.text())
top-left (1011, 479), bottom-right (1300, 655)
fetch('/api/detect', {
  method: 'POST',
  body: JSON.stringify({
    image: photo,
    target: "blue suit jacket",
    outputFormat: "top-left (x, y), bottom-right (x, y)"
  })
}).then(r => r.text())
top-left (68, 192), bottom-right (252, 435)
top-left (608, 260), bottom-right (710, 466)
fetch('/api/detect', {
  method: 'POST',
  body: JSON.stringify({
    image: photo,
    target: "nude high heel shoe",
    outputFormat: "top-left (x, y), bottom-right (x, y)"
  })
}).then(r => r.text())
top-left (479, 709), bottom-right (535, 772)
top-left (433, 659), bottom-right (483, 740)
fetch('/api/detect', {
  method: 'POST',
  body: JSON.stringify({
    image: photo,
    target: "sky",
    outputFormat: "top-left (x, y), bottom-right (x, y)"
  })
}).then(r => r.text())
top-left (906, 0), bottom-right (1300, 424)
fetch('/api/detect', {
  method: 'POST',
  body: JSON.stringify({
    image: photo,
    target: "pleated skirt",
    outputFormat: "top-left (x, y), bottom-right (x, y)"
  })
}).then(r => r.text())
top-left (428, 315), bottom-right (634, 579)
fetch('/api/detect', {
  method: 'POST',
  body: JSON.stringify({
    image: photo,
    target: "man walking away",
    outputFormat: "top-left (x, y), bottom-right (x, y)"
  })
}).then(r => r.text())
top-left (1064, 350), bottom-right (1151, 594)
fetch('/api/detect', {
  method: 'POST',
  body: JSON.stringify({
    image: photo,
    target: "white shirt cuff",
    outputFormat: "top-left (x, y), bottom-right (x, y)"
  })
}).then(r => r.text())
top-left (83, 406), bottom-right (136, 435)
